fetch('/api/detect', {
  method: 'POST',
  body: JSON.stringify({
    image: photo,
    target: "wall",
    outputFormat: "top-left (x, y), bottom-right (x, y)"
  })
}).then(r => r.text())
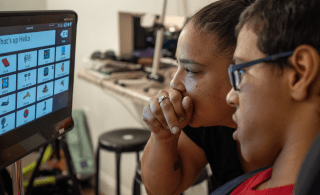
top-left (0, 0), bottom-right (46, 11)
top-left (1, 0), bottom-right (216, 194)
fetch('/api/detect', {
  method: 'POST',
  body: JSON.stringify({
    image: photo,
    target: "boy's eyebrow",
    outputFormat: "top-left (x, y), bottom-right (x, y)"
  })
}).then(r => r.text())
top-left (178, 58), bottom-right (206, 66)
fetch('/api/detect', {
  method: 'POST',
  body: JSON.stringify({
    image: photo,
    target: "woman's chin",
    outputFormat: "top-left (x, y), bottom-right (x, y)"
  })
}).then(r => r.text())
top-left (188, 118), bottom-right (201, 128)
top-left (188, 123), bottom-right (200, 128)
top-left (188, 116), bottom-right (209, 128)
top-left (188, 117), bottom-right (234, 128)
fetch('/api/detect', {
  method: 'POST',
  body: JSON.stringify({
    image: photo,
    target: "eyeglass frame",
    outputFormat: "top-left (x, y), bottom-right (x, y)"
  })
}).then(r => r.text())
top-left (228, 51), bottom-right (294, 91)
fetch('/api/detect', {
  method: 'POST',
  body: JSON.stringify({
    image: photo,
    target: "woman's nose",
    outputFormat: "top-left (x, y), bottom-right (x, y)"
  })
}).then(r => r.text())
top-left (170, 68), bottom-right (186, 92)
top-left (226, 88), bottom-right (239, 107)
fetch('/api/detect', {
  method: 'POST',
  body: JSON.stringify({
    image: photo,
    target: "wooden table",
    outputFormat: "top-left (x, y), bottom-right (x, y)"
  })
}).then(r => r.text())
top-left (77, 66), bottom-right (177, 106)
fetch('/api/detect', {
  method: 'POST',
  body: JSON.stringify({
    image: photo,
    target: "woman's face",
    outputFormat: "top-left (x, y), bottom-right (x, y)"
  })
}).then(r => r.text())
top-left (171, 22), bottom-right (236, 128)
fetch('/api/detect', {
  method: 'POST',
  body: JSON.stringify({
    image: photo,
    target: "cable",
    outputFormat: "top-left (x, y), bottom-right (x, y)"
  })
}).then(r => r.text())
top-left (98, 78), bottom-right (148, 129)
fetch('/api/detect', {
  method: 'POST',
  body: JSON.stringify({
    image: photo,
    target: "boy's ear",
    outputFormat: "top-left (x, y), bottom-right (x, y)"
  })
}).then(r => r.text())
top-left (288, 45), bottom-right (320, 101)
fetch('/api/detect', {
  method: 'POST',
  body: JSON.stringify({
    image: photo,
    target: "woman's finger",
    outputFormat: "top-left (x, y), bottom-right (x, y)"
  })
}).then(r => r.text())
top-left (142, 103), bottom-right (166, 132)
top-left (149, 96), bottom-right (170, 129)
top-left (159, 96), bottom-right (180, 134)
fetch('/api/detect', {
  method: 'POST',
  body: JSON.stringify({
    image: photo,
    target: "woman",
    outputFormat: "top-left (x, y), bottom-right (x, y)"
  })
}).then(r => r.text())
top-left (141, 1), bottom-right (261, 194)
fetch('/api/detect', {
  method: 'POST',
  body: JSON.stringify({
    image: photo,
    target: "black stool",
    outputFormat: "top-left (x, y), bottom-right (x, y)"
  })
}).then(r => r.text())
top-left (134, 162), bottom-right (211, 195)
top-left (95, 128), bottom-right (151, 195)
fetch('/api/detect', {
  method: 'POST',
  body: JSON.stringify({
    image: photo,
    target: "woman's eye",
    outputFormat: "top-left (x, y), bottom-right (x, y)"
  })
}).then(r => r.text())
top-left (184, 67), bottom-right (198, 74)
top-left (175, 60), bottom-right (179, 66)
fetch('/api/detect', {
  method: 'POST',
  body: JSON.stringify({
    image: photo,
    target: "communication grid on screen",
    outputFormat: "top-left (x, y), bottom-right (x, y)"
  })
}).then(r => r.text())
top-left (0, 19), bottom-right (74, 135)
top-left (0, 11), bottom-right (77, 169)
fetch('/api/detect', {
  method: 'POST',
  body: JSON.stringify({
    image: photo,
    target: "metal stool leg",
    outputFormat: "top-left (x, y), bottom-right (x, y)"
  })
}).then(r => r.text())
top-left (133, 173), bottom-right (140, 195)
top-left (136, 151), bottom-right (140, 163)
top-left (95, 146), bottom-right (100, 195)
top-left (116, 152), bottom-right (121, 195)
top-left (61, 136), bottom-right (83, 195)
top-left (133, 152), bottom-right (141, 195)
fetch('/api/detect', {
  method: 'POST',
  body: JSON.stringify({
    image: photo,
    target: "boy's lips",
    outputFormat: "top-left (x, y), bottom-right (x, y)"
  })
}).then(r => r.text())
top-left (232, 114), bottom-right (239, 140)
top-left (232, 114), bottom-right (237, 124)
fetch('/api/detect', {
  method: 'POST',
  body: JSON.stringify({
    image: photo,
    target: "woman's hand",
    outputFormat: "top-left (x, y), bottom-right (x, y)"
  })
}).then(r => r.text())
top-left (142, 87), bottom-right (193, 140)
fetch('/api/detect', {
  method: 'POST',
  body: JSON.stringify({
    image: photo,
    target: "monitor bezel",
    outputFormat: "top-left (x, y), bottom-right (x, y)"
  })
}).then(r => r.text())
top-left (0, 10), bottom-right (77, 169)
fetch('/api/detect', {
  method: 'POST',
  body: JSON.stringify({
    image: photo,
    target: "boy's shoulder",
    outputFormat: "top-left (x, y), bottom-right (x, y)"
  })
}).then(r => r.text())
top-left (210, 165), bottom-right (272, 195)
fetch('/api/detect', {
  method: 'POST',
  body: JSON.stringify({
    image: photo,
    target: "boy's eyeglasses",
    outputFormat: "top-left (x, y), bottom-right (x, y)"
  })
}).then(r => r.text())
top-left (228, 51), bottom-right (294, 91)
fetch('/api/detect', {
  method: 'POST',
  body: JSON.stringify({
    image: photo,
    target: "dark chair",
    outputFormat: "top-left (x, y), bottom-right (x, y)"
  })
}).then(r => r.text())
top-left (133, 162), bottom-right (211, 195)
top-left (295, 132), bottom-right (320, 195)
top-left (95, 128), bottom-right (151, 195)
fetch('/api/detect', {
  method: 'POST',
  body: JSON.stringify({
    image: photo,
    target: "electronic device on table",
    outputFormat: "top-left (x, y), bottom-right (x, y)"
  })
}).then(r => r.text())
top-left (0, 11), bottom-right (77, 170)
top-left (118, 11), bottom-right (187, 61)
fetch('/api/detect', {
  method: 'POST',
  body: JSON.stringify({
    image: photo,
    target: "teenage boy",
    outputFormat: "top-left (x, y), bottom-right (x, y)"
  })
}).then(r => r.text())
top-left (215, 0), bottom-right (320, 194)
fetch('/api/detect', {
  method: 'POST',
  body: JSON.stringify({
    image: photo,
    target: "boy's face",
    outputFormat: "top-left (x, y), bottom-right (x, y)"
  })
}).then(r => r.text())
top-left (226, 25), bottom-right (291, 165)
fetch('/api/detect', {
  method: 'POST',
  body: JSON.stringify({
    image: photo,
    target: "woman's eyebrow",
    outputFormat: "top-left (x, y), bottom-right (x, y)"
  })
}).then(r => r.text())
top-left (178, 58), bottom-right (206, 66)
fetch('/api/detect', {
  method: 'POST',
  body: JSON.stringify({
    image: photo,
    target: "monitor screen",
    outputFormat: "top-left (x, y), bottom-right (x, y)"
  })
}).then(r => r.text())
top-left (0, 11), bottom-right (77, 169)
top-left (118, 12), bottom-right (187, 60)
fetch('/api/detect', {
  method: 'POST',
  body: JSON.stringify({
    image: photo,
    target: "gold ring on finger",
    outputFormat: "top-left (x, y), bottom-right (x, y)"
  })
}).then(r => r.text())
top-left (158, 95), bottom-right (170, 104)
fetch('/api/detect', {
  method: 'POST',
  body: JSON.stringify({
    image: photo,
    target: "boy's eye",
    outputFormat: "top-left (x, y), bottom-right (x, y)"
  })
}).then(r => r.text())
top-left (239, 70), bottom-right (244, 79)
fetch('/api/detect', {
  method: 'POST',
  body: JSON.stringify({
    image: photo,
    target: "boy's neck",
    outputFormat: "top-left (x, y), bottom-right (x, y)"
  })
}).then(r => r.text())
top-left (257, 104), bottom-right (320, 190)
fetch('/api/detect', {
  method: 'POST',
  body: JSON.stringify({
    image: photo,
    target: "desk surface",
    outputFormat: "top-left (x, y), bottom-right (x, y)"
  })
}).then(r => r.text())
top-left (78, 66), bottom-right (177, 106)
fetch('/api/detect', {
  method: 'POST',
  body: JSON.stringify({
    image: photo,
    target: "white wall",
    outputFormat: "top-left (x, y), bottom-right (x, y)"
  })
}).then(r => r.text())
top-left (1, 0), bottom-right (216, 194)
top-left (0, 0), bottom-right (46, 11)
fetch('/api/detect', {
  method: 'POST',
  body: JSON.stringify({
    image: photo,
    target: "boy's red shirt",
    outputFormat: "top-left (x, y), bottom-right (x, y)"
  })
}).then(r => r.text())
top-left (230, 167), bottom-right (294, 195)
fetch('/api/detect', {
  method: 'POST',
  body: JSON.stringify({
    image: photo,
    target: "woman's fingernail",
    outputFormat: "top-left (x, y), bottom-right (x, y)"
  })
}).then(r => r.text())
top-left (179, 117), bottom-right (184, 122)
top-left (171, 126), bottom-right (179, 134)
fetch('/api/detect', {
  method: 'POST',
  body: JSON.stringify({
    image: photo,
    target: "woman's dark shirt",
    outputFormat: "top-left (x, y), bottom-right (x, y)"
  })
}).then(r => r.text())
top-left (183, 125), bottom-right (244, 191)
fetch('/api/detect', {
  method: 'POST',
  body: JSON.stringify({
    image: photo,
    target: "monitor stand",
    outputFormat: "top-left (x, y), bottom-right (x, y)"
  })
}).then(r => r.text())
top-left (11, 160), bottom-right (24, 195)
top-left (10, 136), bottom-right (83, 195)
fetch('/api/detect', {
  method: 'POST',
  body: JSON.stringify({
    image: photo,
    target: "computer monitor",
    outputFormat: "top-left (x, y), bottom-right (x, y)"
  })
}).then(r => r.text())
top-left (118, 12), bottom-right (187, 60)
top-left (0, 10), bottom-right (77, 169)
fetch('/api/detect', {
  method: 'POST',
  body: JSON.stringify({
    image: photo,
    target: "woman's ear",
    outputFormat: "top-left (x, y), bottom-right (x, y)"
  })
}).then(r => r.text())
top-left (288, 45), bottom-right (320, 101)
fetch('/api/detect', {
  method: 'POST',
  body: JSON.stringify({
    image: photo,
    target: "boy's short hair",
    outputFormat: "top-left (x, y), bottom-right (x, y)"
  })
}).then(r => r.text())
top-left (236, 0), bottom-right (320, 67)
